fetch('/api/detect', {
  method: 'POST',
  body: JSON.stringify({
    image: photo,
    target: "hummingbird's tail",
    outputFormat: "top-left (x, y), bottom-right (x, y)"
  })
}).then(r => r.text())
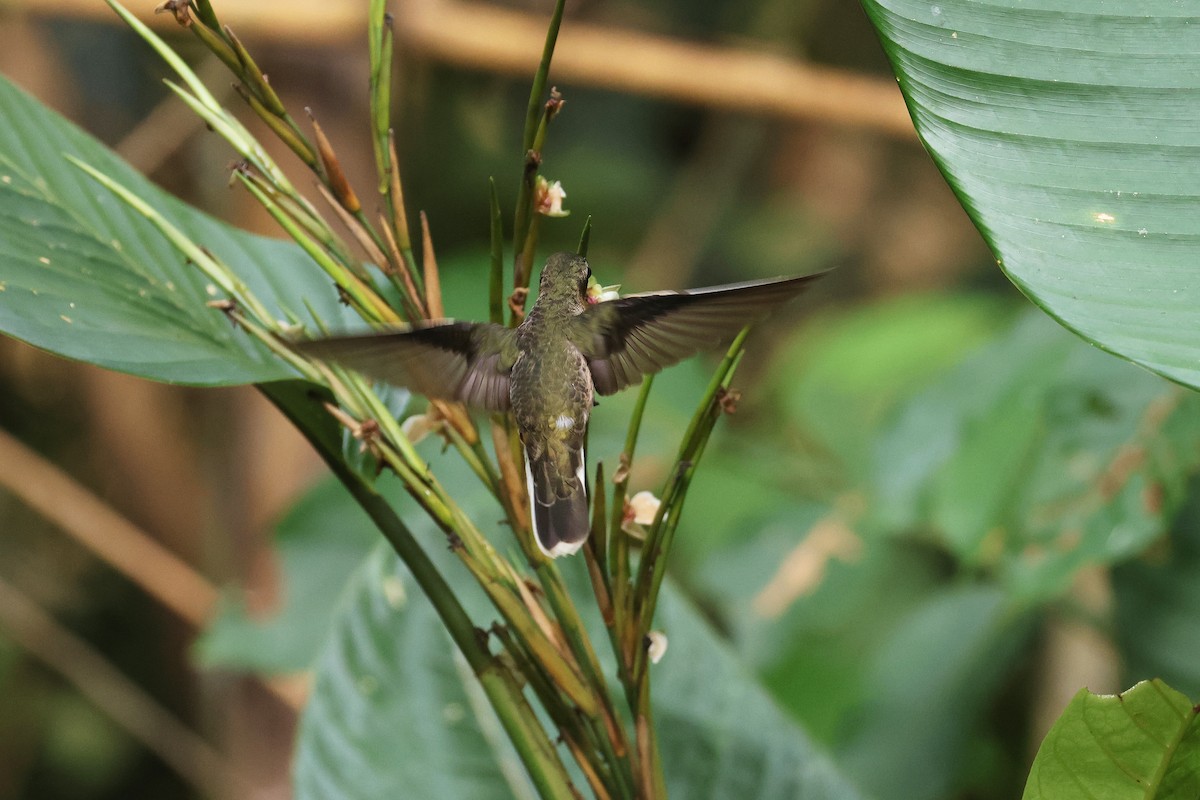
top-left (524, 445), bottom-right (589, 558)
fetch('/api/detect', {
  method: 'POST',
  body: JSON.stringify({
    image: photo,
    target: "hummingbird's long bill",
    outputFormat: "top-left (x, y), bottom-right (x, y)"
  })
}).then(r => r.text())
top-left (296, 253), bottom-right (825, 557)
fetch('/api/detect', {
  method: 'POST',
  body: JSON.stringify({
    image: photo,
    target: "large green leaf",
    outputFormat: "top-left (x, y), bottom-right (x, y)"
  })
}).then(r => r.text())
top-left (294, 548), bottom-right (864, 800)
top-left (1023, 680), bottom-right (1200, 800)
top-left (861, 0), bottom-right (1200, 388)
top-left (293, 548), bottom-right (519, 800)
top-left (0, 74), bottom-right (349, 385)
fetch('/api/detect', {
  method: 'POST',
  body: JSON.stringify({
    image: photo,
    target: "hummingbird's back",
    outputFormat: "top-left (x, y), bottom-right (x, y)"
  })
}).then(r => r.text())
top-left (513, 302), bottom-right (593, 557)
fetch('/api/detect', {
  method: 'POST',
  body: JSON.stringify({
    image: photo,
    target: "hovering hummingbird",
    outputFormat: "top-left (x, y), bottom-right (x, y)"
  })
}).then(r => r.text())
top-left (298, 253), bottom-right (821, 558)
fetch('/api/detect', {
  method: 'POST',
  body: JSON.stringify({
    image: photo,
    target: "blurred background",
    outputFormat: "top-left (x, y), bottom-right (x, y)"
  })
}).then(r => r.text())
top-left (6, 0), bottom-right (1190, 798)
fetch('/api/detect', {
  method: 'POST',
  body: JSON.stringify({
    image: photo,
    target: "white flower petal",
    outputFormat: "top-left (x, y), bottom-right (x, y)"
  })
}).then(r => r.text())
top-left (535, 177), bottom-right (570, 218)
top-left (401, 412), bottom-right (439, 444)
top-left (628, 490), bottom-right (661, 526)
top-left (646, 631), bottom-right (668, 664)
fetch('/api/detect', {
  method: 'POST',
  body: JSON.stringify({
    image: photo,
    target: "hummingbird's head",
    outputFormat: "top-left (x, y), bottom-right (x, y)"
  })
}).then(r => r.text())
top-left (538, 252), bottom-right (592, 307)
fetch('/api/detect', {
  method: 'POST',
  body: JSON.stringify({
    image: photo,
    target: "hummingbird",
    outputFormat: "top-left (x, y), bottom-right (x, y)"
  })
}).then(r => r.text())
top-left (298, 252), bottom-right (822, 558)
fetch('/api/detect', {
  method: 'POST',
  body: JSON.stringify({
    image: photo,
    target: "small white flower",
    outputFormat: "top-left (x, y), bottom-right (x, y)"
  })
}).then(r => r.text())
top-left (535, 177), bottom-right (570, 218)
top-left (646, 631), bottom-right (668, 664)
top-left (621, 490), bottom-right (661, 539)
top-left (401, 412), bottom-right (441, 444)
top-left (628, 491), bottom-right (661, 525)
top-left (586, 274), bottom-right (621, 305)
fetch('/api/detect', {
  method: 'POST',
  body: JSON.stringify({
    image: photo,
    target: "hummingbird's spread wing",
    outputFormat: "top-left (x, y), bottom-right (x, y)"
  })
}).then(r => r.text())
top-left (296, 322), bottom-right (518, 411)
top-left (571, 273), bottom-right (822, 395)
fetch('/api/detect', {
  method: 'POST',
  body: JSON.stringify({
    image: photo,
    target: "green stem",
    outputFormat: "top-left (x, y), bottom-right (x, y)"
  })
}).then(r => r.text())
top-left (577, 216), bottom-right (593, 258)
top-left (489, 178), bottom-right (506, 325)
top-left (513, 0), bottom-right (567, 290)
top-left (635, 678), bottom-right (668, 799)
top-left (239, 175), bottom-right (395, 324)
top-left (632, 330), bottom-right (748, 676)
top-left (521, 0), bottom-right (567, 155)
top-left (533, 565), bottom-right (636, 796)
top-left (368, 0), bottom-right (394, 194)
top-left (464, 435), bottom-right (505, 501)
top-left (610, 375), bottom-right (655, 671)
top-left (518, 213), bottom-right (544, 296)
top-left (511, 154), bottom-right (537, 292)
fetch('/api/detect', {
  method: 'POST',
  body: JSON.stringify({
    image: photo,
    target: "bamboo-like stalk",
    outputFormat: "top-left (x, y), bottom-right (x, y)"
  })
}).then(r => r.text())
top-left (377, 212), bottom-right (427, 320)
top-left (521, 0), bottom-right (565, 156)
top-left (315, 183), bottom-right (389, 268)
top-left (444, 420), bottom-right (502, 498)
top-left (239, 168), bottom-right (352, 263)
top-left (186, 18), bottom-right (243, 81)
top-left (577, 215), bottom-right (593, 258)
top-left (264, 383), bottom-right (577, 800)
top-left (325, 384), bottom-right (612, 739)
top-left (308, 112), bottom-right (362, 213)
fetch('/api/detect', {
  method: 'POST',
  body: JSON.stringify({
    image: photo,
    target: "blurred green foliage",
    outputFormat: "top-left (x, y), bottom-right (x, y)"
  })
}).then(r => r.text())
top-left (4, 0), bottom-right (1200, 796)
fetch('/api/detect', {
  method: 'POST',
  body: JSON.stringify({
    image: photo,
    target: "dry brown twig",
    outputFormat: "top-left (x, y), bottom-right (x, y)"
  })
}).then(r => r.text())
top-left (0, 428), bottom-right (308, 710)
top-left (0, 575), bottom-right (250, 797)
top-left (13, 0), bottom-right (914, 138)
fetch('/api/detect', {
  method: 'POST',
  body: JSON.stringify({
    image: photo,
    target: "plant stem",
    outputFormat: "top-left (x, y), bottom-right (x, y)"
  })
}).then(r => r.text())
top-left (512, 0), bottom-right (567, 289)
top-left (610, 376), bottom-right (654, 687)
top-left (632, 329), bottom-right (748, 680)
top-left (522, 0), bottom-right (566, 155)
top-left (368, 0), bottom-right (394, 194)
top-left (489, 178), bottom-right (506, 324)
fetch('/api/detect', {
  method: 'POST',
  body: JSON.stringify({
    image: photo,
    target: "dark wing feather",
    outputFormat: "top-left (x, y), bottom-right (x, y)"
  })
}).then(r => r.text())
top-left (296, 321), bottom-right (517, 411)
top-left (573, 274), bottom-right (823, 395)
